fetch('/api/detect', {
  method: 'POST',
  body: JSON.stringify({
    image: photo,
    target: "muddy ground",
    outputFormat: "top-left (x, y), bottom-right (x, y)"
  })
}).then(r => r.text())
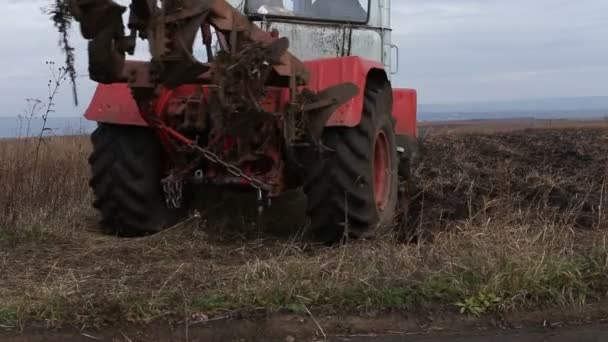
top-left (410, 127), bottom-right (608, 232)
top-left (3, 312), bottom-right (608, 341)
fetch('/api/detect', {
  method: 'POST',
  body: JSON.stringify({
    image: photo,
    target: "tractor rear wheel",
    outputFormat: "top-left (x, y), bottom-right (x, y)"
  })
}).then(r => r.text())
top-left (88, 123), bottom-right (184, 236)
top-left (304, 82), bottom-right (398, 243)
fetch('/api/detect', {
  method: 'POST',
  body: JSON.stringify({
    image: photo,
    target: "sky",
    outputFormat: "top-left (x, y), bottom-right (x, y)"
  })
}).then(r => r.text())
top-left (0, 0), bottom-right (606, 117)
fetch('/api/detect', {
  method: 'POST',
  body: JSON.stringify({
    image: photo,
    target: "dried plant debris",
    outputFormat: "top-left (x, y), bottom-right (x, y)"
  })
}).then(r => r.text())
top-left (48, 0), bottom-right (79, 105)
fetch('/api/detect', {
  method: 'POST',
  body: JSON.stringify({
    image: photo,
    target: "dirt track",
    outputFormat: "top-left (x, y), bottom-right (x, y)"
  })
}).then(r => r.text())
top-left (4, 322), bottom-right (608, 341)
top-left (336, 324), bottom-right (608, 342)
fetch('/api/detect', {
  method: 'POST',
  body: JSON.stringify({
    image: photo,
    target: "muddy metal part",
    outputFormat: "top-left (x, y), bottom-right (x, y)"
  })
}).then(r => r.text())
top-left (68, 0), bottom-right (310, 87)
top-left (70, 0), bottom-right (360, 197)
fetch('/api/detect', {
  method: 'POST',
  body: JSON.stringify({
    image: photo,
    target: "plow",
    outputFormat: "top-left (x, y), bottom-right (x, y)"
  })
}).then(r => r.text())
top-left (63, 0), bottom-right (418, 242)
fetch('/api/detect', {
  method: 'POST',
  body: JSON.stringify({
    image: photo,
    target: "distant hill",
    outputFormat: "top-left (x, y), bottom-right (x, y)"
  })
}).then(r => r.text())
top-left (419, 96), bottom-right (608, 121)
top-left (0, 117), bottom-right (96, 139)
top-left (1, 97), bottom-right (606, 138)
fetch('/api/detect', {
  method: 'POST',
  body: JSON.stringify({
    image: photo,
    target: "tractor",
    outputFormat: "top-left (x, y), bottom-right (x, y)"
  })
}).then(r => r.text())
top-left (70, 0), bottom-right (418, 243)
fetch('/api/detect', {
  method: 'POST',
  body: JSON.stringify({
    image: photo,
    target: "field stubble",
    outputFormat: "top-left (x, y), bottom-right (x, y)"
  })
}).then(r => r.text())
top-left (0, 126), bottom-right (607, 333)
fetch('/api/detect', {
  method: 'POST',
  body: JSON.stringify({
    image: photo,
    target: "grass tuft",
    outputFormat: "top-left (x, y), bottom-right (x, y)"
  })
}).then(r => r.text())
top-left (0, 307), bottom-right (18, 329)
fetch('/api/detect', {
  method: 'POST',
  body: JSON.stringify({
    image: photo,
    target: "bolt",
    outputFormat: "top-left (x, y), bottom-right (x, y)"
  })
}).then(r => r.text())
top-left (194, 169), bottom-right (204, 182)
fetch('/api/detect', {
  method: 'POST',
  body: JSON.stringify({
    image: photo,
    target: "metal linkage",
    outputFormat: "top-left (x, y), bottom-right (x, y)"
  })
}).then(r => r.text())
top-left (162, 174), bottom-right (183, 209)
top-left (190, 144), bottom-right (272, 193)
top-left (161, 125), bottom-right (272, 208)
top-left (161, 140), bottom-right (272, 210)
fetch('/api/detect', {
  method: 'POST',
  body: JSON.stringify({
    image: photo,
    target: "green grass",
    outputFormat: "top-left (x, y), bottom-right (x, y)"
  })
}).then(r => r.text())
top-left (0, 307), bottom-right (18, 329)
top-left (5, 243), bottom-right (607, 326)
top-left (2, 212), bottom-right (607, 327)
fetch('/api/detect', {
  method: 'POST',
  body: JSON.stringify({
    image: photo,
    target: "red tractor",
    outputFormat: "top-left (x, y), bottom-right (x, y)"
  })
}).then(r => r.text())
top-left (71, 0), bottom-right (417, 242)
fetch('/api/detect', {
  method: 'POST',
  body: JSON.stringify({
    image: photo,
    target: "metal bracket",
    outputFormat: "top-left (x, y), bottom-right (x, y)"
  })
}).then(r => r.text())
top-left (390, 44), bottom-right (399, 75)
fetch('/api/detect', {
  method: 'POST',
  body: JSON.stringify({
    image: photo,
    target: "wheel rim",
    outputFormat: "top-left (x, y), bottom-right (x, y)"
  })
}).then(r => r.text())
top-left (373, 131), bottom-right (391, 211)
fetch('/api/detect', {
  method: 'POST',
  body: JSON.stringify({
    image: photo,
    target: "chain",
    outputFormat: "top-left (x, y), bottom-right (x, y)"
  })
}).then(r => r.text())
top-left (162, 143), bottom-right (272, 209)
top-left (191, 144), bottom-right (273, 214)
top-left (191, 144), bottom-right (272, 192)
top-left (159, 130), bottom-right (272, 211)
top-left (162, 174), bottom-right (183, 209)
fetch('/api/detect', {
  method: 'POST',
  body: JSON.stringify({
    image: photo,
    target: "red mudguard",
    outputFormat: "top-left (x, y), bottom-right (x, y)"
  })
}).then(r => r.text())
top-left (84, 56), bottom-right (417, 137)
top-left (392, 88), bottom-right (418, 137)
top-left (84, 83), bottom-right (143, 125)
top-left (305, 56), bottom-right (381, 127)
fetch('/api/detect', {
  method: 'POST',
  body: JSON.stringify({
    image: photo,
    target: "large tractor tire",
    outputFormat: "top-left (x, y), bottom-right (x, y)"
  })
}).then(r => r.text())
top-left (304, 82), bottom-right (399, 243)
top-left (88, 123), bottom-right (184, 236)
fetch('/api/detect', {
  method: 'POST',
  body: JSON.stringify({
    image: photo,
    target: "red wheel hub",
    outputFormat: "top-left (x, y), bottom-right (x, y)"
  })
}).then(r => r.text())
top-left (373, 131), bottom-right (391, 211)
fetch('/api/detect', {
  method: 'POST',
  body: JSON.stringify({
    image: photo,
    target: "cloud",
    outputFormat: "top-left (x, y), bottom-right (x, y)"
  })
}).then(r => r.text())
top-left (0, 0), bottom-right (606, 116)
top-left (390, 0), bottom-right (608, 102)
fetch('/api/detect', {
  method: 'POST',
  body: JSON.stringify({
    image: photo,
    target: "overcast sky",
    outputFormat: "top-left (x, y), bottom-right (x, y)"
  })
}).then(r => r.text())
top-left (0, 0), bottom-right (606, 116)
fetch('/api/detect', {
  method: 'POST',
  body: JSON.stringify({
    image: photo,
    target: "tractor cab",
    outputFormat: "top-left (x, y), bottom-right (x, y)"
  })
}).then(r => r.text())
top-left (247, 0), bottom-right (368, 22)
top-left (239, 0), bottom-right (395, 74)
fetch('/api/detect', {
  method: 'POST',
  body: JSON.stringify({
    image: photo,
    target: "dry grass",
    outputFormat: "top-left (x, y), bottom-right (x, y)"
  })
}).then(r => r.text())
top-left (0, 126), bottom-right (607, 330)
top-left (0, 136), bottom-right (90, 231)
